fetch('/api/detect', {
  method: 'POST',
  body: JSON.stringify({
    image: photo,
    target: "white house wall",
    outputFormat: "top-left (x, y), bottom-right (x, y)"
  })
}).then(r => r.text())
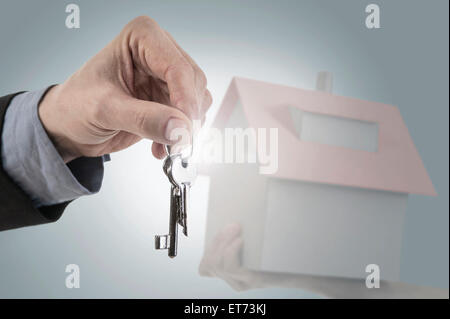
top-left (261, 178), bottom-right (408, 281)
top-left (203, 163), bottom-right (269, 270)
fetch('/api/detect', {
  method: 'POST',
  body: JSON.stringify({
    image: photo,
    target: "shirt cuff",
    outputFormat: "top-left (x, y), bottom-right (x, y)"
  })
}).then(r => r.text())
top-left (1, 87), bottom-right (104, 207)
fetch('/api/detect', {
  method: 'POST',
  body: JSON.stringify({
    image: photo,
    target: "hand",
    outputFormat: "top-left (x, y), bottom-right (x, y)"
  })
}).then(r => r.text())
top-left (199, 223), bottom-right (265, 291)
top-left (39, 16), bottom-right (212, 163)
top-left (200, 224), bottom-right (450, 298)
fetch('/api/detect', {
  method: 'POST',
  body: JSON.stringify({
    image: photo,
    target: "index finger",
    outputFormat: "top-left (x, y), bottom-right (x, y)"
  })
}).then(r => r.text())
top-left (129, 17), bottom-right (200, 119)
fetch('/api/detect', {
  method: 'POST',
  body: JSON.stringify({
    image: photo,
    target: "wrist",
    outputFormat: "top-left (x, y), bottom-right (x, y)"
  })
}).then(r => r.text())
top-left (38, 85), bottom-right (80, 163)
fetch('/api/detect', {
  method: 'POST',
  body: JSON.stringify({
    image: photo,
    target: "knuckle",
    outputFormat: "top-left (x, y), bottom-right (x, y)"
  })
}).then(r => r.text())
top-left (126, 16), bottom-right (159, 38)
top-left (197, 69), bottom-right (207, 88)
top-left (184, 104), bottom-right (197, 118)
top-left (184, 102), bottom-right (196, 116)
top-left (134, 15), bottom-right (157, 28)
top-left (172, 94), bottom-right (195, 113)
top-left (164, 60), bottom-right (193, 82)
top-left (177, 60), bottom-right (195, 75)
top-left (204, 90), bottom-right (213, 107)
top-left (170, 93), bottom-right (184, 108)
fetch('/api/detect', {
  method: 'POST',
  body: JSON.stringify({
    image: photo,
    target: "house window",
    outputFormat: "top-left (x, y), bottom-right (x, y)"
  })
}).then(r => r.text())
top-left (289, 108), bottom-right (379, 152)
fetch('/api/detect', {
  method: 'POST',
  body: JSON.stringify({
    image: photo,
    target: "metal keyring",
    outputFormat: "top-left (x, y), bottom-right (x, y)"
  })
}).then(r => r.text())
top-left (165, 132), bottom-right (194, 161)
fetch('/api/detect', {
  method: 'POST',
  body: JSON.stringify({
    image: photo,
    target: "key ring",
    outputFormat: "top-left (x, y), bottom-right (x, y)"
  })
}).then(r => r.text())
top-left (165, 129), bottom-right (194, 162)
top-left (163, 156), bottom-right (179, 189)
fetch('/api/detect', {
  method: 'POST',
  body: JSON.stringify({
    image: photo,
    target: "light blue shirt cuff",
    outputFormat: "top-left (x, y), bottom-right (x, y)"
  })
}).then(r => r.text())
top-left (1, 87), bottom-right (104, 207)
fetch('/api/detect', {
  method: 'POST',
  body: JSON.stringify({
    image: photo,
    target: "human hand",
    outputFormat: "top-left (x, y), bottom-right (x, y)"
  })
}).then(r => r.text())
top-left (39, 16), bottom-right (212, 163)
top-left (199, 224), bottom-right (450, 298)
top-left (199, 223), bottom-right (266, 291)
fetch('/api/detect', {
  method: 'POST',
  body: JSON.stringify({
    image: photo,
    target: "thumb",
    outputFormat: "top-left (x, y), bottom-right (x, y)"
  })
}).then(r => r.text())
top-left (105, 96), bottom-right (192, 145)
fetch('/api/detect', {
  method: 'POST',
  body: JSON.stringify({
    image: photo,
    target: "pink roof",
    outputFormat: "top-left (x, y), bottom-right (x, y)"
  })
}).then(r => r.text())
top-left (212, 77), bottom-right (436, 196)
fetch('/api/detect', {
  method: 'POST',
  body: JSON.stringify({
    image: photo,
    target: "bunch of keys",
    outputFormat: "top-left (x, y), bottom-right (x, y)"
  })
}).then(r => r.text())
top-left (155, 145), bottom-right (197, 258)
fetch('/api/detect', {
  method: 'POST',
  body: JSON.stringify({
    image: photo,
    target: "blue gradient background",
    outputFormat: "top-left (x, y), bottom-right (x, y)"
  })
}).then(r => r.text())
top-left (0, 0), bottom-right (448, 298)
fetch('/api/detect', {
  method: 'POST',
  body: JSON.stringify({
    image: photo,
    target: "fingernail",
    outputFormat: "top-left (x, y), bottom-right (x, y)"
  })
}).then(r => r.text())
top-left (165, 118), bottom-right (189, 141)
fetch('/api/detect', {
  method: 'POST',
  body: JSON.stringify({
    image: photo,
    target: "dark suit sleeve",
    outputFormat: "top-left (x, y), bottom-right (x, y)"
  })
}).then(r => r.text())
top-left (0, 93), bottom-right (70, 231)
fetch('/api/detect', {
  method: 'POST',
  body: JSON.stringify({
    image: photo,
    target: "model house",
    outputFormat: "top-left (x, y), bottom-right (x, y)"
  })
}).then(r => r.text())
top-left (201, 76), bottom-right (436, 281)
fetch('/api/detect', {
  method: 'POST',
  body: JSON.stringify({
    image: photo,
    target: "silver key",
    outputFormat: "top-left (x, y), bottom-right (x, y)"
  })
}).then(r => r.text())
top-left (155, 152), bottom-right (196, 258)
top-left (154, 184), bottom-right (180, 257)
top-left (170, 155), bottom-right (196, 236)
